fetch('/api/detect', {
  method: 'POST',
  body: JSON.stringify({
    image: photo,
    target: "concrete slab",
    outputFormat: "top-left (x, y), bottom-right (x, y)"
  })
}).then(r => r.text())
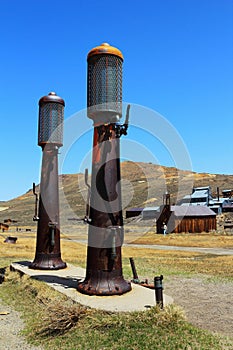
top-left (10, 261), bottom-right (173, 312)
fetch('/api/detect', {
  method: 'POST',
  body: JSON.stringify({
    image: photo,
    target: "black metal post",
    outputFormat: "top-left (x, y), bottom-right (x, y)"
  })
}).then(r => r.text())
top-left (154, 275), bottom-right (164, 309)
top-left (129, 257), bottom-right (140, 283)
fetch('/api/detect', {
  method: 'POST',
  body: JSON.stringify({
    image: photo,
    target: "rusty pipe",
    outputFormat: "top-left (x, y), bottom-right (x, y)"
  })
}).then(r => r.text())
top-left (129, 257), bottom-right (140, 283)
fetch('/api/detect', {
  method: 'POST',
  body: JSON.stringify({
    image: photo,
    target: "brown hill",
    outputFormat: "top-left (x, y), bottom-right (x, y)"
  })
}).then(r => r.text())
top-left (0, 161), bottom-right (232, 228)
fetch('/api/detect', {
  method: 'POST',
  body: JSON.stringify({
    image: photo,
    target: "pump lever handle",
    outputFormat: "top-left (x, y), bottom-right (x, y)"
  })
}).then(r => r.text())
top-left (120, 104), bottom-right (130, 136)
top-left (84, 169), bottom-right (91, 223)
top-left (125, 104), bottom-right (130, 125)
top-left (32, 182), bottom-right (39, 221)
top-left (85, 168), bottom-right (90, 189)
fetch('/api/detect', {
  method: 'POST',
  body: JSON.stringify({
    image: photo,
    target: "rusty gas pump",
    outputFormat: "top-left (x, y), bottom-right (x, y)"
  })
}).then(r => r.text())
top-left (30, 92), bottom-right (66, 270)
top-left (77, 43), bottom-right (131, 295)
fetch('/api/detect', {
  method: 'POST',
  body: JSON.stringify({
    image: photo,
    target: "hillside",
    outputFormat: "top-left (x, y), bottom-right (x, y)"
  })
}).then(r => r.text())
top-left (0, 161), bottom-right (232, 229)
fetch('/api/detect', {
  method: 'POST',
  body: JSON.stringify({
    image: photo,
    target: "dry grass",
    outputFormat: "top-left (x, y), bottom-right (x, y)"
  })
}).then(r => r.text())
top-left (1, 241), bottom-right (233, 349)
top-left (122, 246), bottom-right (233, 279)
top-left (1, 232), bottom-right (233, 280)
top-left (131, 230), bottom-right (233, 248)
top-left (0, 236), bottom-right (86, 266)
top-left (37, 300), bottom-right (90, 336)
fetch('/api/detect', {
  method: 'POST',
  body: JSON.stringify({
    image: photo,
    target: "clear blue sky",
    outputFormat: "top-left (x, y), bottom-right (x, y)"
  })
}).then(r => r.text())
top-left (0, 0), bottom-right (232, 201)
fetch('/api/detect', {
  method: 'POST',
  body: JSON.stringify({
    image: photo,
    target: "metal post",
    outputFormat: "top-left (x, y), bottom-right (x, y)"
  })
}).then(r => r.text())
top-left (129, 257), bottom-right (140, 283)
top-left (154, 275), bottom-right (164, 309)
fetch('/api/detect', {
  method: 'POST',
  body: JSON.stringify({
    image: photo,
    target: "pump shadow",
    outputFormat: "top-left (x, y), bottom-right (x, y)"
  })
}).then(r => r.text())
top-left (31, 274), bottom-right (82, 289)
top-left (11, 261), bottom-right (83, 290)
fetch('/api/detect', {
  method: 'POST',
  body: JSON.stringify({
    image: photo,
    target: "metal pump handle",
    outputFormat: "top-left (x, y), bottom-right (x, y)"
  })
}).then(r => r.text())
top-left (32, 182), bottom-right (39, 221)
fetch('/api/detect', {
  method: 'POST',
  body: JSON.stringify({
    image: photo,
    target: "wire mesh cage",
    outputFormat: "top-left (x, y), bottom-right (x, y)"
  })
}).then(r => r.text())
top-left (87, 45), bottom-right (123, 122)
top-left (38, 93), bottom-right (64, 147)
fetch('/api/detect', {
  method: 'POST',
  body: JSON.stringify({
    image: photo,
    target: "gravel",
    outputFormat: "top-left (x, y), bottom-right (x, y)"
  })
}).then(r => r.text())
top-left (0, 298), bottom-right (43, 350)
top-left (165, 276), bottom-right (233, 338)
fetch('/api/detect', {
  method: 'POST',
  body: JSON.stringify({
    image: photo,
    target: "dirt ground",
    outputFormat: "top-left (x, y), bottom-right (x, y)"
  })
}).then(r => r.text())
top-left (165, 275), bottom-right (233, 339)
top-left (0, 275), bottom-right (233, 349)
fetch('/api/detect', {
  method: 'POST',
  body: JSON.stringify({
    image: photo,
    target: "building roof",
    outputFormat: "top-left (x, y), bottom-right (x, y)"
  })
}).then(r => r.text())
top-left (143, 207), bottom-right (160, 212)
top-left (191, 190), bottom-right (209, 198)
top-left (171, 205), bottom-right (216, 217)
top-left (222, 199), bottom-right (233, 208)
top-left (193, 186), bottom-right (210, 191)
top-left (126, 207), bottom-right (144, 212)
top-left (209, 198), bottom-right (226, 205)
top-left (181, 202), bottom-right (208, 206)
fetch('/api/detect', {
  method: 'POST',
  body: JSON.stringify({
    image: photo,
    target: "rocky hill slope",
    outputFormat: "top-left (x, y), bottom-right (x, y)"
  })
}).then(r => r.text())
top-left (0, 161), bottom-right (232, 228)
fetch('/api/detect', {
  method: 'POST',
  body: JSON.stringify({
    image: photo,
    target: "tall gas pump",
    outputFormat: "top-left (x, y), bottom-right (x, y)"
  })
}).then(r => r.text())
top-left (30, 92), bottom-right (66, 270)
top-left (77, 43), bottom-right (131, 295)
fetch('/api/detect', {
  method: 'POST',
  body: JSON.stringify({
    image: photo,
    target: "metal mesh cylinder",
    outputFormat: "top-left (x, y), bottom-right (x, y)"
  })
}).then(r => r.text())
top-left (38, 92), bottom-right (64, 147)
top-left (87, 43), bottom-right (123, 122)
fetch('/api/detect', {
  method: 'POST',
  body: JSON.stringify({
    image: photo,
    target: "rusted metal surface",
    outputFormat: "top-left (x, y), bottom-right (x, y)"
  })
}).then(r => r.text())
top-left (30, 145), bottom-right (66, 270)
top-left (129, 257), bottom-right (139, 282)
top-left (129, 257), bottom-right (154, 289)
top-left (77, 124), bottom-right (131, 295)
top-left (30, 93), bottom-right (66, 270)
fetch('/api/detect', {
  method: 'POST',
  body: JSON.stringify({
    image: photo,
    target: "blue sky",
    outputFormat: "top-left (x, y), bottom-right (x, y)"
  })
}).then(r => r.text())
top-left (0, 0), bottom-right (232, 201)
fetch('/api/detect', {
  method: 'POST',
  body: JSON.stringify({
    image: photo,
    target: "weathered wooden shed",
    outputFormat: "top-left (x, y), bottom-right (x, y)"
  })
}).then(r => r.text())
top-left (0, 223), bottom-right (9, 231)
top-left (142, 207), bottom-right (160, 220)
top-left (125, 208), bottom-right (143, 219)
top-left (222, 199), bottom-right (233, 212)
top-left (157, 205), bottom-right (216, 234)
top-left (171, 206), bottom-right (216, 233)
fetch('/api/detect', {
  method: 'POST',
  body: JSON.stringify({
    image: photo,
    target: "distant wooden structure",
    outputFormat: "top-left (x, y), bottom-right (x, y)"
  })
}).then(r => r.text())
top-left (0, 223), bottom-right (9, 231)
top-left (222, 189), bottom-right (233, 198)
top-left (171, 206), bottom-right (216, 233)
top-left (156, 194), bottom-right (216, 233)
top-left (4, 236), bottom-right (17, 243)
top-left (4, 218), bottom-right (17, 224)
top-left (156, 193), bottom-right (172, 233)
top-left (142, 207), bottom-right (160, 219)
top-left (125, 208), bottom-right (143, 219)
top-left (222, 199), bottom-right (233, 212)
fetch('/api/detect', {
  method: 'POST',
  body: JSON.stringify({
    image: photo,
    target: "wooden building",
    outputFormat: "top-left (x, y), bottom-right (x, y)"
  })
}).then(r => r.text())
top-left (142, 207), bottom-right (159, 219)
top-left (222, 199), bottom-right (233, 212)
top-left (157, 205), bottom-right (216, 234)
top-left (125, 208), bottom-right (143, 219)
top-left (222, 189), bottom-right (233, 198)
top-left (0, 223), bottom-right (9, 231)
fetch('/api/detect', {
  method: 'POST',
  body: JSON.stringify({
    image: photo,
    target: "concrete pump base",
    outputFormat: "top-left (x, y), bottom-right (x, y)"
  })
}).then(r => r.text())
top-left (10, 261), bottom-right (173, 312)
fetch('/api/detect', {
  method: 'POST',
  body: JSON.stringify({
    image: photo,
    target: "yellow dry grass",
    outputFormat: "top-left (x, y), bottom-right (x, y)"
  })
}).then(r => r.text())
top-left (0, 236), bottom-right (86, 267)
top-left (131, 230), bottom-right (233, 248)
top-left (1, 233), bottom-right (233, 279)
top-left (122, 246), bottom-right (233, 279)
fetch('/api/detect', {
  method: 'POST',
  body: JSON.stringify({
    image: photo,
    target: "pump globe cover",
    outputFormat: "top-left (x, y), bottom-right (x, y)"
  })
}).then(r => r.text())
top-left (38, 92), bottom-right (65, 147)
top-left (87, 43), bottom-right (123, 123)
